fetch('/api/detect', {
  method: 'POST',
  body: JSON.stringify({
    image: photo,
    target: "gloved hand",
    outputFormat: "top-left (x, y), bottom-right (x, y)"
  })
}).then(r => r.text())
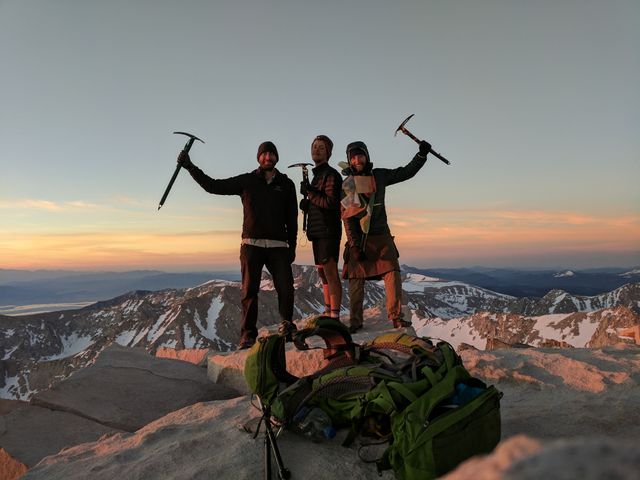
top-left (299, 198), bottom-right (309, 212)
top-left (349, 245), bottom-right (366, 262)
top-left (287, 247), bottom-right (296, 264)
top-left (419, 140), bottom-right (431, 157)
top-left (300, 179), bottom-right (311, 197)
top-left (177, 150), bottom-right (194, 170)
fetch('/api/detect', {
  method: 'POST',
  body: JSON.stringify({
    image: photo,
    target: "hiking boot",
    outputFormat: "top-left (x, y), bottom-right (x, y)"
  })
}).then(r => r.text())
top-left (392, 319), bottom-right (412, 329)
top-left (348, 324), bottom-right (363, 334)
top-left (237, 338), bottom-right (256, 350)
top-left (278, 320), bottom-right (298, 341)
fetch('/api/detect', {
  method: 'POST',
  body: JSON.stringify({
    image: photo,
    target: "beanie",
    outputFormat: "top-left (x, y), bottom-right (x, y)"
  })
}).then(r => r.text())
top-left (257, 141), bottom-right (279, 161)
top-left (346, 141), bottom-right (370, 163)
top-left (312, 135), bottom-right (334, 159)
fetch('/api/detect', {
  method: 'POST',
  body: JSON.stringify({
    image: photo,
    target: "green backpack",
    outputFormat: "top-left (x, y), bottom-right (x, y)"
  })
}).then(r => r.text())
top-left (244, 316), bottom-right (502, 480)
top-left (244, 334), bottom-right (298, 406)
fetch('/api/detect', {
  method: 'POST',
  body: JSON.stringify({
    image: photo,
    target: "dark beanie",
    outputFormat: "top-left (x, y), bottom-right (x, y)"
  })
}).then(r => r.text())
top-left (257, 141), bottom-right (279, 160)
top-left (346, 141), bottom-right (370, 162)
top-left (312, 135), bottom-right (334, 159)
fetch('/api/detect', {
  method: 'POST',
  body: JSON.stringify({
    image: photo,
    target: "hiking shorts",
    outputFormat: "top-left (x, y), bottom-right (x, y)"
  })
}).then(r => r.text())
top-left (312, 237), bottom-right (340, 265)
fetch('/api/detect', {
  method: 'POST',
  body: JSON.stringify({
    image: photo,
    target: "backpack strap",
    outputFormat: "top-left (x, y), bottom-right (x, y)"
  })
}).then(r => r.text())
top-left (293, 316), bottom-right (358, 362)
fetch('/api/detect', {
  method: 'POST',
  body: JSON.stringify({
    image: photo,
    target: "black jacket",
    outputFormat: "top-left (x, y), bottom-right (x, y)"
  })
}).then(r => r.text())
top-left (187, 166), bottom-right (298, 250)
top-left (305, 162), bottom-right (343, 241)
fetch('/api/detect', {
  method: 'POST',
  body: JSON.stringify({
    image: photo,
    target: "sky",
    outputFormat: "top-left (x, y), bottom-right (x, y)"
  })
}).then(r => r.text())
top-left (1, 0), bottom-right (639, 272)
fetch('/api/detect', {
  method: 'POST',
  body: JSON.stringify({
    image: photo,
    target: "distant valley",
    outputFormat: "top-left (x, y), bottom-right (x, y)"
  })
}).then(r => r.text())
top-left (0, 269), bottom-right (241, 314)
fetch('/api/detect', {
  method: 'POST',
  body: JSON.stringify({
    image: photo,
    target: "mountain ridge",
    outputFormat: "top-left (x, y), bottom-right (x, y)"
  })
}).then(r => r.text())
top-left (1, 266), bottom-right (638, 400)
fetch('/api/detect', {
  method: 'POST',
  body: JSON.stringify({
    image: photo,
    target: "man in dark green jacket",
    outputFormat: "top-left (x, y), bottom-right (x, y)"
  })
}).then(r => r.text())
top-left (341, 140), bottom-right (431, 333)
top-left (178, 141), bottom-right (298, 349)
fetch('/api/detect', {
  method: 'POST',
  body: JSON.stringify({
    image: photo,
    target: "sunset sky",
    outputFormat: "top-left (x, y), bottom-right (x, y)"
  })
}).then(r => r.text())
top-left (1, 1), bottom-right (638, 271)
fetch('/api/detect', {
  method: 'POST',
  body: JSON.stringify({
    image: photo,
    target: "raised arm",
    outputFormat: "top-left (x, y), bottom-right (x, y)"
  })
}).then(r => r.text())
top-left (381, 141), bottom-right (431, 186)
top-left (178, 151), bottom-right (243, 195)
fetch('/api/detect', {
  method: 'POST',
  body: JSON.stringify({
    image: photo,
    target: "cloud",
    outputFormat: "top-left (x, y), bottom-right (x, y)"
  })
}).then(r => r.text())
top-left (0, 230), bottom-right (245, 270)
top-left (386, 207), bottom-right (640, 262)
top-left (0, 198), bottom-right (101, 211)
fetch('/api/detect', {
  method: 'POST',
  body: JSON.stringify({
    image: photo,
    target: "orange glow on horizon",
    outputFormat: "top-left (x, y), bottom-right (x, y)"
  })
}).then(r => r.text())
top-left (1, 208), bottom-right (638, 270)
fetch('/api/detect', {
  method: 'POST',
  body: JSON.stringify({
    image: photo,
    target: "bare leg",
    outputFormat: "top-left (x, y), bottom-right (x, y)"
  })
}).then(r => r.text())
top-left (321, 258), bottom-right (342, 318)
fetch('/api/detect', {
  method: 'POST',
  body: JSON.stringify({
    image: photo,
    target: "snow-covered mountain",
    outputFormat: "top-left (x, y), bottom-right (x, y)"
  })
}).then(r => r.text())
top-left (620, 268), bottom-right (640, 279)
top-left (554, 270), bottom-right (576, 278)
top-left (413, 306), bottom-right (639, 350)
top-left (1, 267), bottom-right (638, 400)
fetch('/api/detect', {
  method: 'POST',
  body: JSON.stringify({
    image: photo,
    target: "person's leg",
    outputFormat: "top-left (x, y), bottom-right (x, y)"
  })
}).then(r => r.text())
top-left (348, 277), bottom-right (365, 331)
top-left (322, 258), bottom-right (342, 318)
top-left (265, 247), bottom-right (296, 338)
top-left (239, 245), bottom-right (265, 346)
top-left (316, 265), bottom-right (331, 315)
top-left (383, 270), bottom-right (409, 328)
top-left (313, 238), bottom-right (342, 318)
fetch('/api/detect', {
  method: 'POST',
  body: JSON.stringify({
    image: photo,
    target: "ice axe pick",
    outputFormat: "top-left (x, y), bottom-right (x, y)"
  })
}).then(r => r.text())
top-left (157, 131), bottom-right (205, 210)
top-left (394, 114), bottom-right (451, 165)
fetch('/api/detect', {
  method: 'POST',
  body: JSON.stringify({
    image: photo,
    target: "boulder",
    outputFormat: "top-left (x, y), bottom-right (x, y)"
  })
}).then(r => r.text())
top-left (0, 448), bottom-right (28, 480)
top-left (155, 347), bottom-right (210, 366)
top-left (30, 344), bottom-right (240, 432)
top-left (22, 396), bottom-right (395, 480)
top-left (0, 404), bottom-right (119, 468)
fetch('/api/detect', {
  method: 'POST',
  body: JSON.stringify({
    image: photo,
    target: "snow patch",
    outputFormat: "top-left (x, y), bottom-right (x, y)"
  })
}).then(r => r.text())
top-left (531, 313), bottom-right (599, 347)
top-left (554, 270), bottom-right (575, 278)
top-left (414, 316), bottom-right (486, 350)
top-left (147, 310), bottom-right (179, 344)
top-left (123, 300), bottom-right (143, 315)
top-left (0, 374), bottom-right (22, 399)
top-left (620, 268), bottom-right (640, 278)
top-left (194, 293), bottom-right (225, 343)
top-left (115, 330), bottom-right (137, 347)
top-left (40, 333), bottom-right (95, 361)
top-left (2, 345), bottom-right (19, 360)
top-left (183, 324), bottom-right (198, 349)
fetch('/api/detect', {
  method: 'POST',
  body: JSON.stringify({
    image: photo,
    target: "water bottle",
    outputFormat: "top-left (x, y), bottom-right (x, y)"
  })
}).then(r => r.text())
top-left (451, 382), bottom-right (485, 406)
top-left (294, 406), bottom-right (336, 441)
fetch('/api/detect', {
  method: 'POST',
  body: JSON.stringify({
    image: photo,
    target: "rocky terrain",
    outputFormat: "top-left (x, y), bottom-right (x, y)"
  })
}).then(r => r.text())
top-left (1, 266), bottom-right (638, 400)
top-left (4, 313), bottom-right (637, 480)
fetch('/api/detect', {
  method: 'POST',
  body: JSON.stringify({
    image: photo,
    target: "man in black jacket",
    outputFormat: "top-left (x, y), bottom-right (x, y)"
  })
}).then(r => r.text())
top-left (300, 135), bottom-right (343, 318)
top-left (178, 141), bottom-right (298, 349)
top-left (341, 140), bottom-right (431, 333)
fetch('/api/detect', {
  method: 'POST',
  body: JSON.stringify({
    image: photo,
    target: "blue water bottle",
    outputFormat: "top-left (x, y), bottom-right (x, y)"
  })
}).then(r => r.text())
top-left (295, 406), bottom-right (336, 441)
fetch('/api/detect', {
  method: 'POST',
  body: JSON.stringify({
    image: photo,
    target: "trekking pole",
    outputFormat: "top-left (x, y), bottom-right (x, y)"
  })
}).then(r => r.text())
top-left (257, 397), bottom-right (291, 480)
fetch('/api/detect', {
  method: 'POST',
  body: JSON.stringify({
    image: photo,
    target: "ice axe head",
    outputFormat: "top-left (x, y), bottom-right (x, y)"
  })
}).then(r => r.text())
top-left (288, 162), bottom-right (313, 182)
top-left (394, 114), bottom-right (415, 137)
top-left (173, 131), bottom-right (205, 152)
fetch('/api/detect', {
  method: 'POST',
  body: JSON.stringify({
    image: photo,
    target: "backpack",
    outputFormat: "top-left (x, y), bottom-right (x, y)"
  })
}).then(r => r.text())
top-left (244, 316), bottom-right (502, 480)
top-left (244, 334), bottom-right (298, 406)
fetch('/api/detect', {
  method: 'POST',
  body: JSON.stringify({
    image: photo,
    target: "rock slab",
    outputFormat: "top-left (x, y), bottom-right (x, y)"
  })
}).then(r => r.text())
top-left (30, 344), bottom-right (240, 432)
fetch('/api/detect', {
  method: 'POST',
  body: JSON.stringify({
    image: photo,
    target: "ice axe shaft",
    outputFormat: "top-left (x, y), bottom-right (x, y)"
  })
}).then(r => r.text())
top-left (158, 131), bottom-right (205, 210)
top-left (288, 163), bottom-right (313, 232)
top-left (395, 114), bottom-right (451, 165)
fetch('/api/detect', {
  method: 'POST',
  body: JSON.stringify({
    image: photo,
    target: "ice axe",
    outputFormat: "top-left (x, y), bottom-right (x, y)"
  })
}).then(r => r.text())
top-left (157, 131), bottom-right (205, 210)
top-left (395, 114), bottom-right (451, 165)
top-left (288, 162), bottom-right (313, 232)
